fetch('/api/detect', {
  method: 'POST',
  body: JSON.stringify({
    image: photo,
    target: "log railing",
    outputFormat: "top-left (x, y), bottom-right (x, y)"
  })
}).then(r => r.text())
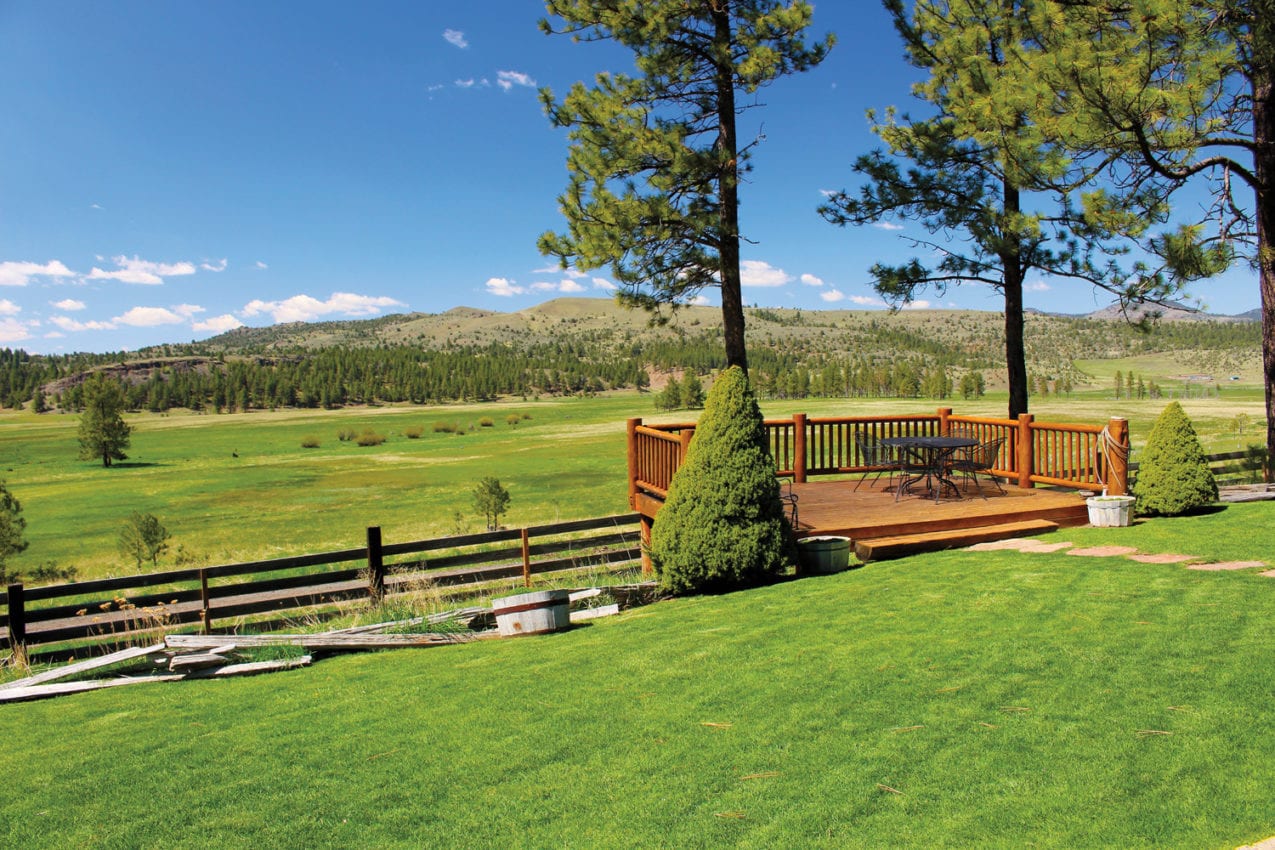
top-left (627, 408), bottom-right (1131, 509)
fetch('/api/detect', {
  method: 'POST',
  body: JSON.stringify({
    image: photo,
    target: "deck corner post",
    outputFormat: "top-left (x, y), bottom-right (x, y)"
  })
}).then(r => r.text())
top-left (679, 427), bottom-right (694, 462)
top-left (793, 413), bottom-right (808, 483)
top-left (1106, 417), bottom-right (1130, 496)
top-left (626, 418), bottom-right (641, 509)
top-left (5, 582), bottom-right (24, 659)
top-left (1016, 414), bottom-right (1035, 489)
top-left (938, 407), bottom-right (952, 435)
top-left (366, 526), bottom-right (385, 601)
top-left (639, 515), bottom-right (654, 576)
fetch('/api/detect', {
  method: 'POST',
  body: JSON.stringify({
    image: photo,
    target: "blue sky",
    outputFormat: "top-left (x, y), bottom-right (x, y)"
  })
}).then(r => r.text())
top-left (0, 2), bottom-right (1258, 355)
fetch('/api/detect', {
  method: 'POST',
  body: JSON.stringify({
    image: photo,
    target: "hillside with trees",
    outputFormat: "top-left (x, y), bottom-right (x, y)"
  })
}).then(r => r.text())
top-left (0, 299), bottom-right (1260, 414)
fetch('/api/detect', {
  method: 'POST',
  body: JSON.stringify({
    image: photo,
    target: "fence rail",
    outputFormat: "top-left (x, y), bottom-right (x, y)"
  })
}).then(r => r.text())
top-left (3, 514), bottom-right (641, 662)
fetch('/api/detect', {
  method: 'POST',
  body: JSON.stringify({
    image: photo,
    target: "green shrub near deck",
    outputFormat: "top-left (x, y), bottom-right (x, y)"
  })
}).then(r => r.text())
top-left (1133, 401), bottom-right (1217, 516)
top-left (648, 367), bottom-right (795, 594)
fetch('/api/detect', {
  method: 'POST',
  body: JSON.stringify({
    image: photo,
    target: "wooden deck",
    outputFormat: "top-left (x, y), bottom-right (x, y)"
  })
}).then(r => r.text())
top-left (789, 477), bottom-right (1090, 561)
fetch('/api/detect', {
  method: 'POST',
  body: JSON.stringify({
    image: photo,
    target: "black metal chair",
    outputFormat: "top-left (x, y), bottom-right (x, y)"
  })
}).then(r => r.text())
top-left (778, 475), bottom-right (799, 529)
top-left (951, 437), bottom-right (1006, 498)
top-left (854, 434), bottom-right (899, 492)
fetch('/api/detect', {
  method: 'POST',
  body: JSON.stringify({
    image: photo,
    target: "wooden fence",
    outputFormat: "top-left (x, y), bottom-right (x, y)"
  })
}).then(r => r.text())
top-left (2, 514), bottom-right (642, 662)
top-left (628, 408), bottom-right (1132, 512)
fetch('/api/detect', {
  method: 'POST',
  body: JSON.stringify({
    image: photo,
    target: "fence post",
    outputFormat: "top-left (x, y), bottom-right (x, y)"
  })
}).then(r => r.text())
top-left (6, 583), bottom-right (24, 660)
top-left (199, 569), bottom-right (212, 634)
top-left (1106, 417), bottom-right (1130, 496)
top-left (938, 407), bottom-right (952, 435)
top-left (626, 418), bottom-right (641, 509)
top-left (521, 528), bottom-right (532, 587)
top-left (1016, 414), bottom-right (1034, 489)
top-left (793, 413), bottom-right (807, 483)
top-left (366, 526), bottom-right (385, 601)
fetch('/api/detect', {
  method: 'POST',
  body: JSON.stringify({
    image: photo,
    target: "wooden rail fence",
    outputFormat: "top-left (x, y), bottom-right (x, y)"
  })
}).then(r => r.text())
top-left (2, 514), bottom-right (641, 662)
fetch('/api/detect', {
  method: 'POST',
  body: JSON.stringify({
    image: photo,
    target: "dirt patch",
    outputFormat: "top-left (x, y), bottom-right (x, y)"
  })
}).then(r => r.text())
top-left (1065, 545), bottom-right (1140, 558)
top-left (1261, 570), bottom-right (1275, 579)
top-left (1186, 561), bottom-right (1268, 572)
top-left (1127, 553), bottom-right (1199, 564)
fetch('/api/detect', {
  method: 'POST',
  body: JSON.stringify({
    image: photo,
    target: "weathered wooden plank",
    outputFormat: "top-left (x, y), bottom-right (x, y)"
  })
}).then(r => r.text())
top-left (0, 643), bottom-right (167, 691)
top-left (570, 604), bottom-right (620, 622)
top-left (168, 644), bottom-right (237, 671)
top-left (183, 655), bottom-right (312, 678)
top-left (0, 674), bottom-right (184, 704)
top-left (166, 632), bottom-right (474, 650)
top-left (855, 519), bottom-right (1059, 562)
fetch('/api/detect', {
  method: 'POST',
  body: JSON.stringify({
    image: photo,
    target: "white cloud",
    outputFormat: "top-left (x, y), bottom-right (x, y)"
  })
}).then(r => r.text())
top-left (0, 318), bottom-right (31, 343)
top-left (200, 258), bottom-right (228, 272)
top-left (801, 273), bottom-right (825, 287)
top-left (901, 300), bottom-right (932, 310)
top-left (115, 306), bottom-right (188, 327)
top-left (52, 298), bottom-right (86, 311)
top-left (873, 221), bottom-right (905, 231)
top-left (242, 292), bottom-right (406, 323)
top-left (456, 78), bottom-right (491, 89)
top-left (850, 294), bottom-right (886, 306)
top-left (50, 315), bottom-right (115, 332)
top-left (0, 299), bottom-right (19, 316)
top-left (532, 278), bottom-right (587, 294)
top-left (87, 255), bottom-right (197, 285)
top-left (740, 259), bottom-right (794, 288)
top-left (90, 203), bottom-right (103, 210)
top-left (496, 70), bottom-right (536, 91)
top-left (443, 28), bottom-right (468, 48)
top-left (690, 295), bottom-right (711, 306)
top-left (485, 277), bottom-right (525, 297)
top-left (255, 261), bottom-right (269, 270)
top-left (0, 260), bottom-right (76, 287)
top-left (1026, 280), bottom-right (1051, 292)
top-left (819, 189), bottom-right (837, 198)
top-left (193, 314), bottom-right (244, 333)
top-left (592, 277), bottom-right (616, 291)
top-left (172, 303), bottom-right (205, 318)
top-left (820, 289), bottom-right (846, 303)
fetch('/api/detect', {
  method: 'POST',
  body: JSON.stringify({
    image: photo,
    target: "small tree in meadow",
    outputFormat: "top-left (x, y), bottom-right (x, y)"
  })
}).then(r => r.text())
top-left (118, 512), bottom-right (171, 571)
top-left (473, 477), bottom-right (511, 531)
top-left (1133, 402), bottom-right (1217, 517)
top-left (0, 481), bottom-right (28, 581)
top-left (648, 366), bottom-right (795, 595)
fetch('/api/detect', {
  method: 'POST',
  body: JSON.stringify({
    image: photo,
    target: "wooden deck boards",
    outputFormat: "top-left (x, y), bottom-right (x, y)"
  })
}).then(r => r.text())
top-left (791, 477), bottom-right (1089, 559)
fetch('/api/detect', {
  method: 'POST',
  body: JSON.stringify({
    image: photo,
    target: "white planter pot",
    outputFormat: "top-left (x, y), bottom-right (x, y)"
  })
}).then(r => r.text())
top-left (1086, 495), bottom-right (1136, 527)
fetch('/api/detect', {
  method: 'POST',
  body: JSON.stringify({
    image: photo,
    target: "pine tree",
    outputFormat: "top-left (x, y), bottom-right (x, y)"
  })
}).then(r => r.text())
top-left (1133, 402), bottom-right (1217, 516)
top-left (77, 376), bottom-right (132, 467)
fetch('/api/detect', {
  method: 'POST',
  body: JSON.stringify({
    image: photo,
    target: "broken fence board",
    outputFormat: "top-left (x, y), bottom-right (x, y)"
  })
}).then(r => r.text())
top-left (0, 643), bottom-right (168, 692)
top-left (0, 673), bottom-right (184, 704)
top-left (183, 655), bottom-right (312, 678)
top-left (569, 604), bottom-right (621, 623)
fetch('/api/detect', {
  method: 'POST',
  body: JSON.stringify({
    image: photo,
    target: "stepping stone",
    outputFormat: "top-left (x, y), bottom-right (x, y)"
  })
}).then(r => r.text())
top-left (1127, 553), bottom-right (1198, 564)
top-left (1186, 561), bottom-right (1267, 572)
top-left (965, 539), bottom-right (1073, 553)
top-left (1065, 546), bottom-right (1139, 558)
top-left (1261, 570), bottom-right (1275, 579)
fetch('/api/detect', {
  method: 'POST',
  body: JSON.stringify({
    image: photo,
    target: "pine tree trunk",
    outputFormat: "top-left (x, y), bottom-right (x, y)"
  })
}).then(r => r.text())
top-left (714, 6), bottom-right (749, 374)
top-left (1255, 54), bottom-right (1275, 482)
top-left (1002, 180), bottom-right (1029, 420)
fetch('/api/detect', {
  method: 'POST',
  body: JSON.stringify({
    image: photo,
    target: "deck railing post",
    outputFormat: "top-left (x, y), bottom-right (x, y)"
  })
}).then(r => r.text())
top-left (366, 526), bottom-right (385, 601)
top-left (679, 427), bottom-right (694, 463)
top-left (639, 516), bottom-right (654, 576)
top-left (6, 583), bottom-right (24, 660)
top-left (793, 413), bottom-right (807, 483)
top-left (938, 407), bottom-right (952, 435)
top-left (626, 418), bottom-right (641, 509)
top-left (1016, 414), bottom-right (1035, 489)
top-left (1106, 417), bottom-right (1130, 495)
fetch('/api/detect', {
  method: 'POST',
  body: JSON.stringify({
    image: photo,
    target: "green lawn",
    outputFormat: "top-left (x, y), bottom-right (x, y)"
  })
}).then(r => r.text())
top-left (1, 502), bottom-right (1273, 848)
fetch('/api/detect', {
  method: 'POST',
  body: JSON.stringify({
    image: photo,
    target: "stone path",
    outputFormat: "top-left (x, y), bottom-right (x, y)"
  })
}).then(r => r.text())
top-left (964, 538), bottom-right (1271, 575)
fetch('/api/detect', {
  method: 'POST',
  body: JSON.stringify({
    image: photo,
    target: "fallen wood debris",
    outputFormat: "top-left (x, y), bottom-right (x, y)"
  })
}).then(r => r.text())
top-left (0, 643), bottom-right (168, 692)
top-left (165, 631), bottom-right (479, 651)
top-left (570, 604), bottom-right (620, 623)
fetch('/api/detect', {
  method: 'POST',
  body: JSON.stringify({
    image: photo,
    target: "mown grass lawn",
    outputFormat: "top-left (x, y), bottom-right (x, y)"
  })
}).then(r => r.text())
top-left (2, 504), bottom-right (1272, 849)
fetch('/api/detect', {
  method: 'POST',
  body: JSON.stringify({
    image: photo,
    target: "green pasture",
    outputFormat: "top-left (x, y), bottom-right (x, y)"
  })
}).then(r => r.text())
top-left (2, 502), bottom-right (1273, 848)
top-left (0, 390), bottom-right (1266, 580)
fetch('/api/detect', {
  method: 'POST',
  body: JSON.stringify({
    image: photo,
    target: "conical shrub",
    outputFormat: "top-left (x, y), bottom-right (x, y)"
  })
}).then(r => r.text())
top-left (648, 366), bottom-right (796, 594)
top-left (1132, 401), bottom-right (1217, 516)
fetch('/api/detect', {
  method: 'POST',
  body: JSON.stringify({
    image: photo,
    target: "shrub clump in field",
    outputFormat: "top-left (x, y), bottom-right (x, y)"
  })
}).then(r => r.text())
top-left (403, 425), bottom-right (424, 439)
top-left (506, 414), bottom-right (521, 426)
top-left (356, 430), bottom-right (387, 447)
top-left (648, 366), bottom-right (795, 595)
top-left (337, 427), bottom-right (357, 442)
top-left (478, 417), bottom-right (494, 428)
top-left (300, 436), bottom-right (321, 448)
top-left (433, 421), bottom-right (460, 434)
top-left (1133, 401), bottom-right (1217, 516)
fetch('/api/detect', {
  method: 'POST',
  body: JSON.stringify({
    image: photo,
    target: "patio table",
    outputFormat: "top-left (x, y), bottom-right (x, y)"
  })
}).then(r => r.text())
top-left (881, 435), bottom-right (978, 503)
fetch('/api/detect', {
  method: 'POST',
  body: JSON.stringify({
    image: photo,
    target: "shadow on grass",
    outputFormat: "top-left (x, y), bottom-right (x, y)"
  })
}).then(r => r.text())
top-left (109, 462), bottom-right (163, 469)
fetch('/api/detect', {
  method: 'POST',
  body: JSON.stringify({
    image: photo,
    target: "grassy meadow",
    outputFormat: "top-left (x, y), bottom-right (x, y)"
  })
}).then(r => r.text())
top-left (0, 374), bottom-right (1266, 581)
top-left (1, 502), bottom-right (1273, 848)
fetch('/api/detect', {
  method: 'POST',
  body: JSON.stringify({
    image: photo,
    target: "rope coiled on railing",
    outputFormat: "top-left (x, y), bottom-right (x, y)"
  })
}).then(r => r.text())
top-left (1093, 425), bottom-right (1130, 495)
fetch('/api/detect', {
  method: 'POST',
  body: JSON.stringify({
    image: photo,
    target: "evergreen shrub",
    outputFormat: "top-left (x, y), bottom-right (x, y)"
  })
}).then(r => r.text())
top-left (648, 366), bottom-right (795, 595)
top-left (300, 436), bottom-right (321, 448)
top-left (356, 430), bottom-right (387, 447)
top-left (403, 426), bottom-right (424, 439)
top-left (1132, 401), bottom-right (1217, 516)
